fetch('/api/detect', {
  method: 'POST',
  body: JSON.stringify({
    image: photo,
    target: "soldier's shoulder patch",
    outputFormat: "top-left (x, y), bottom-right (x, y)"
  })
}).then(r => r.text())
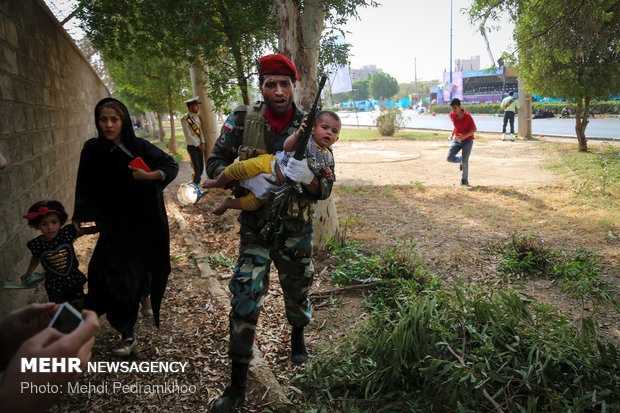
top-left (223, 119), bottom-right (234, 132)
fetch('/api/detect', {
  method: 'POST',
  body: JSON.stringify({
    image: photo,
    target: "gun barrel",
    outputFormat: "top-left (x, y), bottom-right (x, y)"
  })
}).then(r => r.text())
top-left (294, 75), bottom-right (328, 160)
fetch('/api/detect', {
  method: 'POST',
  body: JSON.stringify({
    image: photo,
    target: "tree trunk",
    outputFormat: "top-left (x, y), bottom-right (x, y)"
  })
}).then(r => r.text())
top-left (275, 0), bottom-right (339, 250)
top-left (167, 89), bottom-right (177, 154)
top-left (575, 97), bottom-right (589, 152)
top-left (313, 197), bottom-right (341, 248)
top-left (275, 0), bottom-right (324, 110)
top-left (157, 112), bottom-right (165, 142)
top-left (189, 63), bottom-right (219, 157)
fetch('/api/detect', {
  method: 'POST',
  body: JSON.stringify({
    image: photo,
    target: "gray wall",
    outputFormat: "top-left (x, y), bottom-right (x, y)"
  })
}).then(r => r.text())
top-left (0, 0), bottom-right (109, 317)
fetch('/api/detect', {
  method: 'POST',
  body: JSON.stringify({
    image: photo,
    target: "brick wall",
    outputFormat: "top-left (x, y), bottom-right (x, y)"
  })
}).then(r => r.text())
top-left (0, 0), bottom-right (109, 317)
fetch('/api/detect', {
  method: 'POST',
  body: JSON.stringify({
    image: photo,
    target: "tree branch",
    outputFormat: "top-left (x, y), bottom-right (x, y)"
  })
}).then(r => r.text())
top-left (309, 282), bottom-right (378, 299)
top-left (444, 343), bottom-right (505, 413)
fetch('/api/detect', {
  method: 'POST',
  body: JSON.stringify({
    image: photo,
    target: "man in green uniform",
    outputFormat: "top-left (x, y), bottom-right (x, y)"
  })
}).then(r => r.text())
top-left (206, 54), bottom-right (333, 413)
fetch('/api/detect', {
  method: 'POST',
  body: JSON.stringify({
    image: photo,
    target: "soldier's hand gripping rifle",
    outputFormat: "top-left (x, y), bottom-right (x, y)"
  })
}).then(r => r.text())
top-left (259, 74), bottom-right (328, 243)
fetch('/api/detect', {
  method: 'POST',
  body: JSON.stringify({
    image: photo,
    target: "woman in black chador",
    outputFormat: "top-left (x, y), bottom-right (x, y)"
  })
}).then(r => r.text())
top-left (73, 98), bottom-right (178, 356)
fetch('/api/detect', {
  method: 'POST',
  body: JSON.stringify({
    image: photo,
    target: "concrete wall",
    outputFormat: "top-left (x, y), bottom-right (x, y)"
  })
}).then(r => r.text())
top-left (0, 0), bottom-right (109, 317)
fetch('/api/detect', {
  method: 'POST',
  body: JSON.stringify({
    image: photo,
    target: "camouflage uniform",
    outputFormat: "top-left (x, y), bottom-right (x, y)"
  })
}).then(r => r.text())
top-left (206, 102), bottom-right (333, 364)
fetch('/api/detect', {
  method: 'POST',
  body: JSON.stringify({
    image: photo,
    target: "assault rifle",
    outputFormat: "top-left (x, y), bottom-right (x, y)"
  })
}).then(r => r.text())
top-left (259, 74), bottom-right (328, 243)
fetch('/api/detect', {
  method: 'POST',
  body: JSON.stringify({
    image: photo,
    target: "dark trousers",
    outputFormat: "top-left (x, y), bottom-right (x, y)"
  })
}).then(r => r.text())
top-left (187, 145), bottom-right (204, 184)
top-left (502, 111), bottom-right (515, 134)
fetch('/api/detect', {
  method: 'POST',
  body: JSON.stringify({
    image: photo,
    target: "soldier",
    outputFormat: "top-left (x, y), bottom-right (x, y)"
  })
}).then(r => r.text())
top-left (181, 97), bottom-right (206, 184)
top-left (206, 54), bottom-right (333, 412)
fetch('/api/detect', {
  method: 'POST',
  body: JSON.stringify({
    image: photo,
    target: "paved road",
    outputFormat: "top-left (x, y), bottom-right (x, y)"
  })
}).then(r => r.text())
top-left (339, 109), bottom-right (619, 140)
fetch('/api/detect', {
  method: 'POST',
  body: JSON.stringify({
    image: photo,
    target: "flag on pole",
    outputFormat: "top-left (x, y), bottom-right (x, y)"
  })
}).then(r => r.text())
top-left (327, 35), bottom-right (353, 94)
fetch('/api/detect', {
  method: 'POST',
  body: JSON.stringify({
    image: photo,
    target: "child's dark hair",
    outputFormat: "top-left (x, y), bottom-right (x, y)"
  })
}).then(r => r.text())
top-left (317, 110), bottom-right (341, 128)
top-left (24, 200), bottom-right (68, 228)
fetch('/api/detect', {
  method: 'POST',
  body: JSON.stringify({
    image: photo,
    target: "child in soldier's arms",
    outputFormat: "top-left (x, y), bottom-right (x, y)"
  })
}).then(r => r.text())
top-left (202, 110), bottom-right (340, 215)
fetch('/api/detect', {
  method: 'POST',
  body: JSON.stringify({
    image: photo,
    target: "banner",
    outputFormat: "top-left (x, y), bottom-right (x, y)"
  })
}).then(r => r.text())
top-left (327, 35), bottom-right (353, 94)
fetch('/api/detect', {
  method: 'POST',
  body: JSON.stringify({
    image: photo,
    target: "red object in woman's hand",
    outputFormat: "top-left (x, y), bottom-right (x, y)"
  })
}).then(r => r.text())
top-left (129, 157), bottom-right (151, 172)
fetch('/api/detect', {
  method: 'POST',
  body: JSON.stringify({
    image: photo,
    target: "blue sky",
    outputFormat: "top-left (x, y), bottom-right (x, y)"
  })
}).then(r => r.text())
top-left (342, 0), bottom-right (515, 83)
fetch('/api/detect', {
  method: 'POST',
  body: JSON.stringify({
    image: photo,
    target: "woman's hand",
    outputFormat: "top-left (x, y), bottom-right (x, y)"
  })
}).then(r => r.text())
top-left (129, 166), bottom-right (162, 181)
top-left (72, 220), bottom-right (83, 236)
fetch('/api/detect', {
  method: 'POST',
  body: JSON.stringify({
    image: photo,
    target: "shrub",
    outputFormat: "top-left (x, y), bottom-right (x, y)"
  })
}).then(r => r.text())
top-left (430, 100), bottom-right (620, 115)
top-left (498, 232), bottom-right (557, 277)
top-left (375, 106), bottom-right (405, 136)
top-left (297, 284), bottom-right (620, 412)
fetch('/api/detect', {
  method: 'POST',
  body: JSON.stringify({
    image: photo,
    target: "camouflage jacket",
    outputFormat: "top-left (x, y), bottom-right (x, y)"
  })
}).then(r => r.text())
top-left (206, 102), bottom-right (333, 229)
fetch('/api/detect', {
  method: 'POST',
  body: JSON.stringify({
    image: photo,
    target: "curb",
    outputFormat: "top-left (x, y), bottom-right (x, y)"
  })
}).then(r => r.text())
top-left (164, 190), bottom-right (291, 409)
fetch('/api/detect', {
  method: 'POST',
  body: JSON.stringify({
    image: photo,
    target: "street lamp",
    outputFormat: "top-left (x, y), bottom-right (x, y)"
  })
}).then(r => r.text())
top-left (450, 0), bottom-right (453, 102)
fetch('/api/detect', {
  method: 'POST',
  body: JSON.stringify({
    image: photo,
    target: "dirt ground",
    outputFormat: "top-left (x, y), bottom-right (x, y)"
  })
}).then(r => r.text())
top-left (332, 135), bottom-right (557, 187)
top-left (57, 135), bottom-right (618, 412)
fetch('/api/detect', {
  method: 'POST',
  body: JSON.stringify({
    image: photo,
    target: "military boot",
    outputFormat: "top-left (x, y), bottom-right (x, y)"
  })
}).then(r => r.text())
top-left (291, 326), bottom-right (308, 364)
top-left (211, 361), bottom-right (248, 413)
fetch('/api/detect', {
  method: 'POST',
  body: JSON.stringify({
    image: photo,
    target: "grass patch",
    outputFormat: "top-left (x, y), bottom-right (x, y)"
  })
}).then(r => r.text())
top-left (339, 127), bottom-right (449, 141)
top-left (541, 142), bottom-right (620, 198)
top-left (137, 131), bottom-right (187, 163)
top-left (497, 233), bottom-right (618, 310)
top-left (298, 279), bottom-right (620, 412)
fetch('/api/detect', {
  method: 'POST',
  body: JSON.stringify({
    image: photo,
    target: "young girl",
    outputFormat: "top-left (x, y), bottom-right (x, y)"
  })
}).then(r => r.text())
top-left (201, 110), bottom-right (340, 215)
top-left (22, 200), bottom-right (98, 308)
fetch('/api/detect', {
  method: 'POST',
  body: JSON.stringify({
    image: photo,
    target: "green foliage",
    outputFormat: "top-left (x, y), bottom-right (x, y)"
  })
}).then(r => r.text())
top-left (497, 232), bottom-right (558, 277)
top-left (369, 72), bottom-right (399, 100)
top-left (298, 284), bottom-right (620, 412)
top-left (351, 78), bottom-right (370, 101)
top-left (553, 248), bottom-right (618, 309)
top-left (546, 142), bottom-right (620, 197)
top-left (79, 0), bottom-right (277, 107)
top-left (206, 253), bottom-right (234, 269)
top-left (326, 238), bottom-right (381, 286)
top-left (337, 127), bottom-right (449, 141)
top-left (107, 55), bottom-right (191, 115)
top-left (498, 233), bottom-right (618, 309)
top-left (467, 0), bottom-right (620, 149)
top-left (375, 107), bottom-right (405, 136)
top-left (431, 100), bottom-right (620, 115)
top-left (326, 236), bottom-right (434, 288)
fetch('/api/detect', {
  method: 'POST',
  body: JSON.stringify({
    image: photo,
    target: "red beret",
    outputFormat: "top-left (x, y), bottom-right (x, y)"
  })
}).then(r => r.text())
top-left (258, 54), bottom-right (298, 81)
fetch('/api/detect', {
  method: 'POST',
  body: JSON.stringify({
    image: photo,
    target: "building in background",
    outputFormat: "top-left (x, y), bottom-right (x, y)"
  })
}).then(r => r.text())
top-left (350, 65), bottom-right (383, 82)
top-left (431, 66), bottom-right (518, 105)
top-left (454, 56), bottom-right (480, 72)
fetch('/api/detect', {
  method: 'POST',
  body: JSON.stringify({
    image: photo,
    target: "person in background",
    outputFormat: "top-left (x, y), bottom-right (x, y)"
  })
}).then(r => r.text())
top-left (181, 97), bottom-right (206, 185)
top-left (500, 91), bottom-right (519, 141)
top-left (446, 98), bottom-right (476, 186)
top-left (72, 98), bottom-right (178, 356)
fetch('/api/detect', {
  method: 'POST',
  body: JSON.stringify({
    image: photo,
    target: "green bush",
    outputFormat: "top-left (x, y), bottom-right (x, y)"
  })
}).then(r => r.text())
top-left (498, 234), bottom-right (618, 309)
top-left (297, 284), bottom-right (620, 412)
top-left (375, 106), bottom-right (405, 136)
top-left (497, 232), bottom-right (558, 277)
top-left (430, 100), bottom-right (620, 115)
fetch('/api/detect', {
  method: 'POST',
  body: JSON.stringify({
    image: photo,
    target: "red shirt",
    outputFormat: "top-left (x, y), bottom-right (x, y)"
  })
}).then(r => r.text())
top-left (449, 109), bottom-right (476, 141)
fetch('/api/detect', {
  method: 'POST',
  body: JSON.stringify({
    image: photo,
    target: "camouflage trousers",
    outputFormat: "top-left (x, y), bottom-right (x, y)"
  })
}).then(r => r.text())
top-left (228, 218), bottom-right (314, 364)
